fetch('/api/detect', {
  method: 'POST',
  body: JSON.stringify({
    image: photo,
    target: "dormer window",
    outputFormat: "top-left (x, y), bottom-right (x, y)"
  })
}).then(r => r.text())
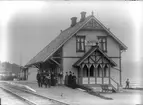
top-left (98, 36), bottom-right (107, 52)
top-left (76, 36), bottom-right (85, 52)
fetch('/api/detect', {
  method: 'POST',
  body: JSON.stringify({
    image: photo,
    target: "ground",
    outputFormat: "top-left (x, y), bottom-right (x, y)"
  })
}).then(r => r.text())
top-left (2, 80), bottom-right (143, 105)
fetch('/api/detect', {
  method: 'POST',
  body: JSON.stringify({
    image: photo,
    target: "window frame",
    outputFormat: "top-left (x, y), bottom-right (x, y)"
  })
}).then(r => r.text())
top-left (76, 36), bottom-right (86, 52)
top-left (98, 36), bottom-right (107, 52)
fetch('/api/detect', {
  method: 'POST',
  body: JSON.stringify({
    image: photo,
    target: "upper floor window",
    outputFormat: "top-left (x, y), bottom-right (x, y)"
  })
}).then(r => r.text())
top-left (76, 36), bottom-right (85, 52)
top-left (98, 36), bottom-right (107, 52)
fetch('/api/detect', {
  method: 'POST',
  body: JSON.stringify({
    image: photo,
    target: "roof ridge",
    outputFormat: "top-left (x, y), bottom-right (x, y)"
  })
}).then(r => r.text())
top-left (26, 15), bottom-right (93, 66)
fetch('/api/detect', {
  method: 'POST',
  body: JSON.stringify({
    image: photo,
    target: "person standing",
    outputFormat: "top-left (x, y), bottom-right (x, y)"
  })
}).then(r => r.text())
top-left (36, 71), bottom-right (41, 87)
top-left (59, 71), bottom-right (63, 85)
top-left (64, 72), bottom-right (68, 86)
top-left (72, 73), bottom-right (77, 89)
top-left (44, 71), bottom-right (49, 88)
top-left (51, 72), bottom-right (55, 86)
top-left (125, 79), bottom-right (130, 89)
top-left (68, 71), bottom-right (72, 87)
top-left (47, 72), bottom-right (51, 88)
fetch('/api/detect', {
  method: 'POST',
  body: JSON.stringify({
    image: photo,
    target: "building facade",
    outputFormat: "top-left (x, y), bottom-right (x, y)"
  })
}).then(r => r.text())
top-left (25, 12), bottom-right (127, 91)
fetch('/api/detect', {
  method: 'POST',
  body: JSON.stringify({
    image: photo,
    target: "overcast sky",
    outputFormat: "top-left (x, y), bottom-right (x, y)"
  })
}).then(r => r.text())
top-left (0, 1), bottom-right (143, 82)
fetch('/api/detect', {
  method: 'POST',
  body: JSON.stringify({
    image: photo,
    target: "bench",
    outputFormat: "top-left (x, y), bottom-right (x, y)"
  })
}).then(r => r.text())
top-left (101, 84), bottom-right (112, 92)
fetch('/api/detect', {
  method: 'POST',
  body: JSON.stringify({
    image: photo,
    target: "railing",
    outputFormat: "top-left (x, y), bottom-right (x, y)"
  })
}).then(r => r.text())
top-left (110, 77), bottom-right (119, 92)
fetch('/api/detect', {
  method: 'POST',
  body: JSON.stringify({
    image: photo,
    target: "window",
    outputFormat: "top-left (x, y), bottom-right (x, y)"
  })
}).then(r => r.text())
top-left (104, 68), bottom-right (107, 77)
top-left (76, 36), bottom-right (85, 52)
top-left (83, 65), bottom-right (88, 77)
top-left (98, 36), bottom-right (107, 52)
top-left (97, 65), bottom-right (102, 77)
top-left (90, 65), bottom-right (94, 77)
top-left (104, 67), bottom-right (109, 77)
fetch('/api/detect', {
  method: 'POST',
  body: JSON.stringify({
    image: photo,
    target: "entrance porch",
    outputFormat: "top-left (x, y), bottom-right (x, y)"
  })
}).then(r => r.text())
top-left (73, 46), bottom-right (117, 88)
top-left (79, 64), bottom-right (110, 85)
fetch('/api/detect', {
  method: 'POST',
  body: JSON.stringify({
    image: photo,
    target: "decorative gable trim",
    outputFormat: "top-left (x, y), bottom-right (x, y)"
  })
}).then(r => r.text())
top-left (82, 18), bottom-right (103, 30)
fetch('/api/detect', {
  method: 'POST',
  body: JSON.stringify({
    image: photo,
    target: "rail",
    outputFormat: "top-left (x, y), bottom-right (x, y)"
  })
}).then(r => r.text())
top-left (110, 77), bottom-right (119, 92)
top-left (2, 84), bottom-right (69, 105)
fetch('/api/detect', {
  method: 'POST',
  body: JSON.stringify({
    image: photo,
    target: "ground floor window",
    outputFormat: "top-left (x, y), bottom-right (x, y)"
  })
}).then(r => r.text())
top-left (81, 64), bottom-right (109, 78)
top-left (90, 65), bottom-right (94, 77)
top-left (104, 66), bottom-right (109, 77)
top-left (83, 65), bottom-right (88, 77)
top-left (97, 65), bottom-right (102, 77)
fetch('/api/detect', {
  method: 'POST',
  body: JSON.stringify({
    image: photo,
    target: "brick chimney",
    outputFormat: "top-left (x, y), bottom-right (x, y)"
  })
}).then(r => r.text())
top-left (71, 17), bottom-right (77, 27)
top-left (80, 11), bottom-right (86, 22)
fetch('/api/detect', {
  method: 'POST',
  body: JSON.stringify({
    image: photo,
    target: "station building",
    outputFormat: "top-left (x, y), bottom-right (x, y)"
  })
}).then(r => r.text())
top-left (24, 12), bottom-right (127, 91)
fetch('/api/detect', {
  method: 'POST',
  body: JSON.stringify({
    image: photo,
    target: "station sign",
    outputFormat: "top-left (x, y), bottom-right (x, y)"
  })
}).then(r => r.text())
top-left (85, 40), bottom-right (98, 46)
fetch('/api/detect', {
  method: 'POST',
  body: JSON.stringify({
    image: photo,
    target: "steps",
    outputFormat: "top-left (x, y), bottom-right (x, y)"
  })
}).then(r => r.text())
top-left (75, 84), bottom-right (113, 100)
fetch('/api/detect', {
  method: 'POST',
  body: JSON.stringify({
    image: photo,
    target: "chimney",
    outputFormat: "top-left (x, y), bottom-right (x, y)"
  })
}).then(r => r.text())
top-left (71, 17), bottom-right (77, 27)
top-left (80, 11), bottom-right (86, 22)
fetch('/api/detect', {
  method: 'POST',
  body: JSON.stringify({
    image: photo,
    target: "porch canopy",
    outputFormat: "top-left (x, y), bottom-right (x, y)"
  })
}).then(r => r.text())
top-left (73, 45), bottom-right (117, 68)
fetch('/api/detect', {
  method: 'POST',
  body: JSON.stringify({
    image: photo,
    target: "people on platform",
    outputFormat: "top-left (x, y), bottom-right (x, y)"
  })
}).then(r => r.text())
top-left (125, 78), bottom-right (130, 89)
top-left (36, 70), bottom-right (67, 88)
top-left (65, 71), bottom-right (77, 89)
top-left (64, 72), bottom-right (68, 86)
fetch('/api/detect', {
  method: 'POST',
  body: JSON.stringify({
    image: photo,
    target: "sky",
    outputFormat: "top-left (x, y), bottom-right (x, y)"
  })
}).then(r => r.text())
top-left (0, 1), bottom-right (143, 82)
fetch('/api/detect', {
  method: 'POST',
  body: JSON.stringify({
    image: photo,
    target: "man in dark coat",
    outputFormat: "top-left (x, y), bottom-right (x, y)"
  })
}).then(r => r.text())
top-left (68, 71), bottom-right (72, 87)
top-left (72, 73), bottom-right (77, 89)
top-left (36, 71), bottom-right (41, 87)
top-left (51, 72), bottom-right (55, 86)
top-left (41, 71), bottom-right (46, 88)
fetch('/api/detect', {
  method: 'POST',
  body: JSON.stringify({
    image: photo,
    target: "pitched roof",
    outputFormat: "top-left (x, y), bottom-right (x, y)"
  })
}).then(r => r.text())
top-left (73, 46), bottom-right (117, 67)
top-left (26, 15), bottom-right (92, 67)
top-left (25, 13), bottom-right (127, 67)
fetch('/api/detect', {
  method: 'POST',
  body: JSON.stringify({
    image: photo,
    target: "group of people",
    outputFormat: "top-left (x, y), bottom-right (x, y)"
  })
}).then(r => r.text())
top-left (64, 71), bottom-right (77, 89)
top-left (37, 70), bottom-right (77, 89)
top-left (36, 70), bottom-right (57, 88)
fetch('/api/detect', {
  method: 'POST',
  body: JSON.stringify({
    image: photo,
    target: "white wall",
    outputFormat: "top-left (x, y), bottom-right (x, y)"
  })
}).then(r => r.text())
top-left (63, 57), bottom-right (78, 78)
top-left (62, 29), bottom-right (121, 84)
top-left (107, 36), bottom-right (120, 57)
top-left (28, 67), bottom-right (38, 82)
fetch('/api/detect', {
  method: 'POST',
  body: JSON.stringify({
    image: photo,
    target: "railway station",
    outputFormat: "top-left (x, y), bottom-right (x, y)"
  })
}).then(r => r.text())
top-left (22, 11), bottom-right (127, 91)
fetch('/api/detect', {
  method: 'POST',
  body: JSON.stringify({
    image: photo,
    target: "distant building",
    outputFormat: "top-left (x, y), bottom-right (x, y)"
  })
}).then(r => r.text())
top-left (0, 62), bottom-right (22, 80)
top-left (25, 12), bottom-right (127, 91)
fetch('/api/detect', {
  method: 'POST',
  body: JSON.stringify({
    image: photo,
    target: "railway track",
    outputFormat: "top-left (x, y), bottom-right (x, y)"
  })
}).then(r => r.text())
top-left (0, 87), bottom-right (29, 105)
top-left (1, 84), bottom-right (70, 105)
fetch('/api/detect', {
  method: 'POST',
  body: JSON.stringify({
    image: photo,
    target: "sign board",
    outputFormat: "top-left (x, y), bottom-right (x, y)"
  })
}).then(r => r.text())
top-left (82, 77), bottom-right (88, 84)
top-left (85, 40), bottom-right (98, 46)
top-left (89, 78), bottom-right (95, 84)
